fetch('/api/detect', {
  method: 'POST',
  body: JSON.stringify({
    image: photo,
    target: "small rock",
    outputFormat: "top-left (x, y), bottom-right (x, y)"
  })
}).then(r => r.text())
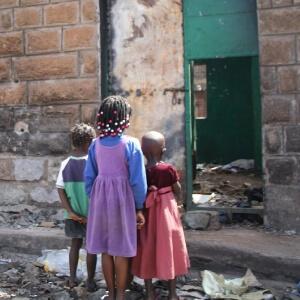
top-left (88, 288), bottom-right (107, 300)
top-left (51, 290), bottom-right (71, 300)
top-left (183, 211), bottom-right (210, 230)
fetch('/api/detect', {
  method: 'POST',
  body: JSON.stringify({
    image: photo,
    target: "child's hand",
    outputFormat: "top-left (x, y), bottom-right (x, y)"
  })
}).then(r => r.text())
top-left (136, 211), bottom-right (145, 230)
top-left (70, 212), bottom-right (85, 224)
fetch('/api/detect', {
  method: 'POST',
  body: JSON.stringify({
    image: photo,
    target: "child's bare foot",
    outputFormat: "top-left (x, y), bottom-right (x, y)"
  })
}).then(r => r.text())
top-left (86, 279), bottom-right (98, 292)
top-left (145, 289), bottom-right (156, 300)
top-left (65, 278), bottom-right (78, 289)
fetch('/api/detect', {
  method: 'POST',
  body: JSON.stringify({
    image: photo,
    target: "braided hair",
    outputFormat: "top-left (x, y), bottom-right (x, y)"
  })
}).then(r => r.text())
top-left (96, 95), bottom-right (132, 138)
top-left (71, 123), bottom-right (96, 148)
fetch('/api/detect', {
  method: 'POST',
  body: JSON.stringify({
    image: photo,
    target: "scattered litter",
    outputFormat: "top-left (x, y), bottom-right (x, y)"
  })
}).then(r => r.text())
top-left (193, 161), bottom-right (263, 223)
top-left (38, 221), bottom-right (56, 228)
top-left (222, 159), bottom-right (255, 171)
top-left (193, 193), bottom-right (216, 205)
top-left (37, 249), bottom-right (102, 280)
top-left (202, 269), bottom-right (271, 300)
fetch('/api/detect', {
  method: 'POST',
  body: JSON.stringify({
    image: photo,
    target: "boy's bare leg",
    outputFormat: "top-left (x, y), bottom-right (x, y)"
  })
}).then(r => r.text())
top-left (115, 256), bottom-right (129, 300)
top-left (69, 238), bottom-right (83, 288)
top-left (145, 279), bottom-right (155, 300)
top-left (102, 253), bottom-right (116, 299)
top-left (168, 278), bottom-right (178, 300)
top-left (86, 253), bottom-right (97, 292)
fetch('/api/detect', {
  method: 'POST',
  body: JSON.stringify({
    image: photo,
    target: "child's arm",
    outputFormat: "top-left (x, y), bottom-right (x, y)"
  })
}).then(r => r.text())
top-left (57, 188), bottom-right (86, 223)
top-left (84, 141), bottom-right (98, 197)
top-left (127, 138), bottom-right (147, 210)
top-left (172, 181), bottom-right (181, 202)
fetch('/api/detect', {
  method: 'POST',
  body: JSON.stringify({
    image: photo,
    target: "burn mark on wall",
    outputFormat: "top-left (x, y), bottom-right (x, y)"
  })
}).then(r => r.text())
top-left (137, 0), bottom-right (158, 7)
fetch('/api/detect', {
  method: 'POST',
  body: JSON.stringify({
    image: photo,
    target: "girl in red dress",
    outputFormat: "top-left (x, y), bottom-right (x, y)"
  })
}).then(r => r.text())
top-left (132, 131), bottom-right (190, 300)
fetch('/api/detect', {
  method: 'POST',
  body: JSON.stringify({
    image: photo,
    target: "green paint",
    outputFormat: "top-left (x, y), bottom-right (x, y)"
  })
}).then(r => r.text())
top-left (251, 56), bottom-right (262, 171)
top-left (184, 0), bottom-right (258, 60)
top-left (195, 57), bottom-right (256, 164)
top-left (183, 0), bottom-right (261, 208)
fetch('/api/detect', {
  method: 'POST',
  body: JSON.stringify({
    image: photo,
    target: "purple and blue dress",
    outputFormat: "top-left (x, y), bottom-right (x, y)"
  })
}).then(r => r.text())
top-left (84, 135), bottom-right (147, 257)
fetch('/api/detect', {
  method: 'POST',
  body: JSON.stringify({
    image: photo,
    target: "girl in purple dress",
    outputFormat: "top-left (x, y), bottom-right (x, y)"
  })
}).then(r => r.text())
top-left (84, 95), bottom-right (147, 300)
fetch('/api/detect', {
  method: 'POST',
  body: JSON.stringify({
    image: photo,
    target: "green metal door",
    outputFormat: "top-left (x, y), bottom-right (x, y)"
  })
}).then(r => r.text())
top-left (195, 57), bottom-right (255, 164)
top-left (183, 0), bottom-right (261, 208)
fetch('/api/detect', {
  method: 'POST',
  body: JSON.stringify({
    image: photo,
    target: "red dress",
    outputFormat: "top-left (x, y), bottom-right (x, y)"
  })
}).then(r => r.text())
top-left (132, 162), bottom-right (190, 280)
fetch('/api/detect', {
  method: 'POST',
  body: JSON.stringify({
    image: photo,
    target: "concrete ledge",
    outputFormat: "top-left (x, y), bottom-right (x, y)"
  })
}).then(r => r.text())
top-left (0, 227), bottom-right (299, 281)
top-left (0, 227), bottom-right (69, 255)
top-left (186, 229), bottom-right (300, 281)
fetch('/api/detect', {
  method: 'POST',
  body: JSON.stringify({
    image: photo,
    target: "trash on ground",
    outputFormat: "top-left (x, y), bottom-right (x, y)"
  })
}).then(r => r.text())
top-left (36, 249), bottom-right (102, 280)
top-left (193, 161), bottom-right (263, 222)
top-left (202, 269), bottom-right (272, 300)
top-left (192, 193), bottom-right (216, 205)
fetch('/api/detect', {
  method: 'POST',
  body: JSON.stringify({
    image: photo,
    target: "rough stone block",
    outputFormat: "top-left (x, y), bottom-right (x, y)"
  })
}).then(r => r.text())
top-left (266, 157), bottom-right (297, 185)
top-left (80, 103), bottom-right (98, 124)
top-left (14, 54), bottom-right (77, 80)
top-left (183, 211), bottom-right (211, 230)
top-left (272, 0), bottom-right (293, 7)
top-left (44, 2), bottom-right (79, 25)
top-left (80, 50), bottom-right (98, 76)
top-left (278, 66), bottom-right (299, 93)
top-left (14, 158), bottom-right (46, 181)
top-left (286, 126), bottom-right (300, 153)
top-left (0, 31), bottom-right (23, 56)
top-left (257, 0), bottom-right (272, 8)
top-left (0, 9), bottom-right (12, 32)
top-left (264, 126), bottom-right (282, 154)
top-left (207, 211), bottom-right (222, 231)
top-left (265, 185), bottom-right (300, 232)
top-left (0, 0), bottom-right (19, 8)
top-left (263, 95), bottom-right (294, 124)
top-left (29, 78), bottom-right (98, 104)
top-left (81, 0), bottom-right (98, 23)
top-left (15, 6), bottom-right (42, 28)
top-left (13, 106), bottom-right (41, 135)
top-left (40, 116), bottom-right (71, 132)
top-left (42, 104), bottom-right (80, 126)
top-left (0, 107), bottom-right (14, 130)
top-left (259, 7), bottom-right (300, 34)
top-left (30, 187), bottom-right (60, 204)
top-left (0, 158), bottom-right (14, 180)
top-left (63, 25), bottom-right (97, 50)
top-left (48, 157), bottom-right (64, 184)
top-left (0, 58), bottom-right (11, 81)
top-left (28, 132), bottom-right (70, 155)
top-left (260, 35), bottom-right (296, 65)
top-left (0, 82), bottom-right (26, 105)
top-left (21, 0), bottom-right (49, 5)
top-left (0, 182), bottom-right (29, 205)
top-left (26, 28), bottom-right (61, 54)
top-left (260, 67), bottom-right (277, 94)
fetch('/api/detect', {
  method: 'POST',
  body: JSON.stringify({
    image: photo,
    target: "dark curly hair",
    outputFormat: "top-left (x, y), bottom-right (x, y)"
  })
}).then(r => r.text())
top-left (96, 95), bottom-right (132, 138)
top-left (71, 123), bottom-right (96, 148)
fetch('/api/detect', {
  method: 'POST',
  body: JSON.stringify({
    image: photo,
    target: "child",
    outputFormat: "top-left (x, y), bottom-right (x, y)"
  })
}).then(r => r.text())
top-left (84, 95), bottom-right (147, 300)
top-left (56, 123), bottom-right (97, 291)
top-left (132, 131), bottom-right (190, 300)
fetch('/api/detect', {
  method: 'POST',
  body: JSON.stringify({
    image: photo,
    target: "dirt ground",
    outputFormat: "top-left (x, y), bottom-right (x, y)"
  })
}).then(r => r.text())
top-left (0, 250), bottom-right (298, 300)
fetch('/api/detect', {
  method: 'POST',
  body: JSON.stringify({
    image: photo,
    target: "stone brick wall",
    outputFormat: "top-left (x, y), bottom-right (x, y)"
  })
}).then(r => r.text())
top-left (0, 0), bottom-right (100, 219)
top-left (257, 0), bottom-right (300, 232)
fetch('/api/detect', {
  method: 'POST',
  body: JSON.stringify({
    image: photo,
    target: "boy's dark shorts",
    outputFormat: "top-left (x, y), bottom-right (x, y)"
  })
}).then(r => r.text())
top-left (64, 219), bottom-right (86, 239)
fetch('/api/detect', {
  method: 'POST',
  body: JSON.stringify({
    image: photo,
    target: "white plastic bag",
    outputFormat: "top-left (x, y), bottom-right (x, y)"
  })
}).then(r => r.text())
top-left (37, 248), bottom-right (102, 280)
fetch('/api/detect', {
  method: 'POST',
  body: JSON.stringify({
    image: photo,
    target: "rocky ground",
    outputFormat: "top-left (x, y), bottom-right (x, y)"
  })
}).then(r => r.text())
top-left (0, 251), bottom-right (299, 300)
